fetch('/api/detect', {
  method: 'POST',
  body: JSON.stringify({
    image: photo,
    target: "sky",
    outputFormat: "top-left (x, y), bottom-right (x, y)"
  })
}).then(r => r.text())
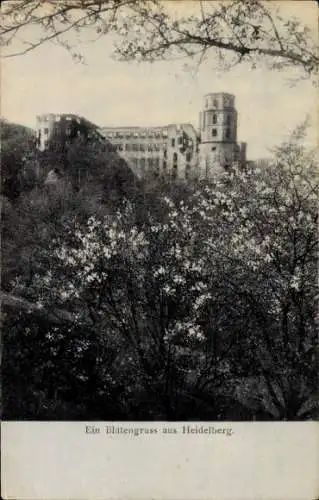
top-left (2, 1), bottom-right (317, 160)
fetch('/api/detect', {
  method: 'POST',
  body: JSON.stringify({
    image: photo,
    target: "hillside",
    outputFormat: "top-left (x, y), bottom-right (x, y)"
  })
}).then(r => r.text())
top-left (1, 117), bottom-right (141, 202)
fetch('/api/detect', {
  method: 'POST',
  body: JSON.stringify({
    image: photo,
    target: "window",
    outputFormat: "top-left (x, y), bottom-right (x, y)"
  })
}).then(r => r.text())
top-left (140, 158), bottom-right (146, 170)
top-left (212, 129), bottom-right (217, 137)
top-left (147, 144), bottom-right (153, 152)
top-left (186, 152), bottom-right (191, 162)
top-left (140, 144), bottom-right (145, 152)
top-left (178, 136), bottom-right (183, 145)
top-left (163, 160), bottom-right (167, 170)
top-left (163, 149), bottom-right (167, 159)
top-left (211, 147), bottom-right (216, 151)
top-left (173, 152), bottom-right (178, 163)
top-left (213, 114), bottom-right (217, 124)
top-left (226, 115), bottom-right (231, 126)
top-left (171, 138), bottom-right (175, 147)
top-left (213, 99), bottom-right (218, 107)
top-left (44, 128), bottom-right (49, 135)
top-left (172, 164), bottom-right (178, 179)
top-left (226, 128), bottom-right (231, 139)
top-left (185, 163), bottom-right (191, 180)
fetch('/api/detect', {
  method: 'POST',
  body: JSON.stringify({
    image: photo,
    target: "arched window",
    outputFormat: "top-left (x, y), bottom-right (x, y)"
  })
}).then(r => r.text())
top-left (172, 153), bottom-right (178, 179)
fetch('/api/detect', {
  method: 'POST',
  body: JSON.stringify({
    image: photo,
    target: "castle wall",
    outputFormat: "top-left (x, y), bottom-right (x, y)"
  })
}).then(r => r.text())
top-left (36, 92), bottom-right (247, 182)
top-left (102, 123), bottom-right (199, 181)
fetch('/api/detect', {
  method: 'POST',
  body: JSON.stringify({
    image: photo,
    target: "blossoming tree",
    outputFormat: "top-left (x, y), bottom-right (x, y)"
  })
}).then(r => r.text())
top-left (6, 126), bottom-right (316, 420)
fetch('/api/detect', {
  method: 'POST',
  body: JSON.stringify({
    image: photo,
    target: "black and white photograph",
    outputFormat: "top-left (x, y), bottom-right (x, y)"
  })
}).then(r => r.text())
top-left (1, 0), bottom-right (318, 427)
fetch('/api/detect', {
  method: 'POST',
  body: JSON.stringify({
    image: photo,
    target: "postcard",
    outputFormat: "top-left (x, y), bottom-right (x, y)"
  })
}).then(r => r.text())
top-left (1, 1), bottom-right (318, 499)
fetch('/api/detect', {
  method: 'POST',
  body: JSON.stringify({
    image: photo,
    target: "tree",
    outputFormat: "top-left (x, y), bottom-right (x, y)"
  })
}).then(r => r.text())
top-left (1, 1), bottom-right (318, 83)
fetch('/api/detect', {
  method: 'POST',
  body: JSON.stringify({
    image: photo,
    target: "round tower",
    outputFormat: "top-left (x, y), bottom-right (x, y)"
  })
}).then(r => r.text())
top-left (199, 93), bottom-right (239, 178)
top-left (200, 92), bottom-right (237, 144)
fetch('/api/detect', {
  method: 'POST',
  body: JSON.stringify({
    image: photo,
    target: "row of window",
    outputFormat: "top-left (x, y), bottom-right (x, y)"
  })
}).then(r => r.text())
top-left (111, 137), bottom-right (190, 150)
top-left (129, 157), bottom-right (193, 179)
top-left (129, 157), bottom-right (175, 169)
top-left (130, 157), bottom-right (161, 169)
top-left (106, 130), bottom-right (168, 139)
top-left (129, 156), bottom-right (186, 168)
top-left (113, 143), bottom-right (165, 152)
top-left (114, 144), bottom-right (192, 162)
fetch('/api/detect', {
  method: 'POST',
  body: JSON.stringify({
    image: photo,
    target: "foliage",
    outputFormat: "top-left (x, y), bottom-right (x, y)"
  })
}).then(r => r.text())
top-left (1, 119), bottom-right (37, 199)
top-left (3, 128), bottom-right (317, 420)
top-left (1, 1), bottom-right (318, 83)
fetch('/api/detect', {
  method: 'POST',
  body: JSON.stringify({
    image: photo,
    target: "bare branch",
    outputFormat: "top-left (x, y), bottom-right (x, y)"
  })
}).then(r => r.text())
top-left (1, 0), bottom-right (318, 80)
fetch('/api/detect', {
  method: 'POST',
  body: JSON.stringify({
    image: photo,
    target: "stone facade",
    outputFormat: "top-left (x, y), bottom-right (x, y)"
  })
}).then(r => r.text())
top-left (198, 92), bottom-right (246, 177)
top-left (101, 123), bottom-right (199, 181)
